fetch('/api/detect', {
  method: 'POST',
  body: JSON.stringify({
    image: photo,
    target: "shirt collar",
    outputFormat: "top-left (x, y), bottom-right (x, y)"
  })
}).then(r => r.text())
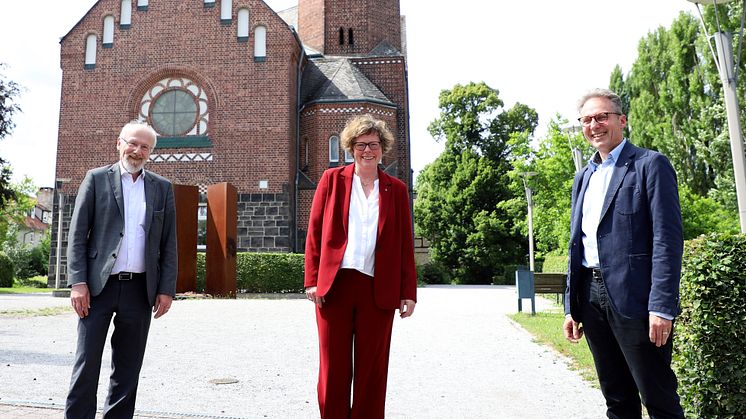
top-left (589, 138), bottom-right (627, 169)
top-left (118, 161), bottom-right (145, 182)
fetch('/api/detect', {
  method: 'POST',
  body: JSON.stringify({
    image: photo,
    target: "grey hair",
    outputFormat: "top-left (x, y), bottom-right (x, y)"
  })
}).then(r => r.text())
top-left (576, 88), bottom-right (624, 114)
top-left (119, 120), bottom-right (158, 148)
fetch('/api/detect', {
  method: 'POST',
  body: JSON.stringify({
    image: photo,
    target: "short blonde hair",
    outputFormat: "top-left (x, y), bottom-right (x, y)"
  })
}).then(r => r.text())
top-left (340, 114), bottom-right (395, 154)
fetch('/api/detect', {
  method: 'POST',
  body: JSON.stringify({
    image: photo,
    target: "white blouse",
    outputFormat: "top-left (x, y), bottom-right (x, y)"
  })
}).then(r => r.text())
top-left (340, 174), bottom-right (380, 277)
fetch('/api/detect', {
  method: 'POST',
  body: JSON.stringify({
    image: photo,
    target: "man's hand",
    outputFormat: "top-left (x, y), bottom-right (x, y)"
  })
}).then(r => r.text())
top-left (563, 315), bottom-right (583, 343)
top-left (153, 294), bottom-right (173, 319)
top-left (649, 314), bottom-right (673, 347)
top-left (70, 283), bottom-right (90, 318)
top-left (399, 299), bottom-right (416, 318)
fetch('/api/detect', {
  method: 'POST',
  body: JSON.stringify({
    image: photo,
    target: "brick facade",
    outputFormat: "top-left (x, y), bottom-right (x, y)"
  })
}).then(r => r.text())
top-left (49, 0), bottom-right (410, 286)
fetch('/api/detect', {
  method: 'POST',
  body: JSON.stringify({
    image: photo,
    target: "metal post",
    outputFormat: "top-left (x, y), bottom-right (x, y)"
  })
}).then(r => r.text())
top-left (714, 31), bottom-right (746, 233)
top-left (526, 187), bottom-right (535, 271)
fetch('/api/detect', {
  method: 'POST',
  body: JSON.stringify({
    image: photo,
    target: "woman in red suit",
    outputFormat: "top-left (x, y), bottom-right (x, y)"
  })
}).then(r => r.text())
top-left (304, 114), bottom-right (418, 419)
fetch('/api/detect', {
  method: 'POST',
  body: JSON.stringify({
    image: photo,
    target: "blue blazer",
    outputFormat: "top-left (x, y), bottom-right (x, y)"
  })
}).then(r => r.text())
top-left (564, 142), bottom-right (683, 320)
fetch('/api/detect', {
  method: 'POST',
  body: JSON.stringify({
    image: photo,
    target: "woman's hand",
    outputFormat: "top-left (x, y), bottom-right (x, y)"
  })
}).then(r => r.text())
top-left (305, 286), bottom-right (325, 307)
top-left (399, 299), bottom-right (416, 318)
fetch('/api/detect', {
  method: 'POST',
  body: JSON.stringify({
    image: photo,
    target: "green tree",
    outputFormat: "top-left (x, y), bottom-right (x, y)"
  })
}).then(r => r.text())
top-left (0, 177), bottom-right (37, 249)
top-left (0, 64), bottom-right (21, 210)
top-left (415, 82), bottom-right (538, 283)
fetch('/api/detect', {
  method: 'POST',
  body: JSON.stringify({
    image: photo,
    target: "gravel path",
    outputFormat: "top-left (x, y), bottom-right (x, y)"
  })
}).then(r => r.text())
top-left (0, 285), bottom-right (606, 418)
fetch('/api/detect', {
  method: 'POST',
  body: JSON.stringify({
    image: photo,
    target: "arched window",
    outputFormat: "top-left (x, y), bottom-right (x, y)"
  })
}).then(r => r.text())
top-left (140, 77), bottom-right (209, 137)
top-left (103, 16), bottom-right (115, 48)
top-left (254, 25), bottom-right (267, 61)
top-left (237, 9), bottom-right (249, 42)
top-left (338, 27), bottom-right (344, 45)
top-left (329, 135), bottom-right (340, 164)
top-left (85, 34), bottom-right (97, 69)
top-left (120, 0), bottom-right (132, 28)
top-left (348, 28), bottom-right (354, 45)
top-left (137, 0), bottom-right (148, 11)
top-left (221, 0), bottom-right (232, 24)
top-left (344, 149), bottom-right (353, 163)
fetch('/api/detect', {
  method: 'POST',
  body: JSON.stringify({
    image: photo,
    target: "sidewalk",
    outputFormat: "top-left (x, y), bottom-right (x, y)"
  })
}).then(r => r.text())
top-left (0, 286), bottom-right (606, 418)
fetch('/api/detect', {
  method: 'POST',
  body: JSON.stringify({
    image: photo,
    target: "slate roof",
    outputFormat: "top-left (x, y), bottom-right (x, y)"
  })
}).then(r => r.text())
top-left (300, 58), bottom-right (393, 106)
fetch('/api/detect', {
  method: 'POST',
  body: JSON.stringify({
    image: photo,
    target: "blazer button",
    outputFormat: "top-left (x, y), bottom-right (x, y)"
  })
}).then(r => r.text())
top-left (112, 253), bottom-right (116, 258)
top-left (120, 232), bottom-right (124, 237)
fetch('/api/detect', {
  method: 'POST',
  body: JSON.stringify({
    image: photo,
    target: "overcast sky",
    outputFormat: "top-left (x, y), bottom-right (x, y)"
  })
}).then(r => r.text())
top-left (0, 0), bottom-right (698, 187)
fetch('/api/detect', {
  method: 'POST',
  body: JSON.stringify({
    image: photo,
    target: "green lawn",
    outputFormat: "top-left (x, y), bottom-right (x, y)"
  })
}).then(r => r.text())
top-left (0, 286), bottom-right (54, 294)
top-left (508, 310), bottom-right (598, 384)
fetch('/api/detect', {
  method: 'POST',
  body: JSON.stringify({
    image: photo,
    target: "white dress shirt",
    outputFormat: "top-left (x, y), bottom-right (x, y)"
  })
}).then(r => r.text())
top-left (340, 174), bottom-right (379, 277)
top-left (111, 163), bottom-right (147, 274)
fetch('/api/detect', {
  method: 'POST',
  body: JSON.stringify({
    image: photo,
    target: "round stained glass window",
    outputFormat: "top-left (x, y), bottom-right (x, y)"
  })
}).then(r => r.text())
top-left (150, 89), bottom-right (198, 136)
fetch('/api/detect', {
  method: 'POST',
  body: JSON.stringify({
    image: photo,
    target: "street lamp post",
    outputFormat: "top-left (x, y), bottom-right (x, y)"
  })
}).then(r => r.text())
top-left (54, 178), bottom-right (71, 290)
top-left (520, 172), bottom-right (537, 271)
top-left (687, 0), bottom-right (746, 232)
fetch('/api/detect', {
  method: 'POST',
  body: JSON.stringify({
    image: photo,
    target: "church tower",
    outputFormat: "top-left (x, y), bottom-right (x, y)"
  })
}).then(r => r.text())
top-left (297, 0), bottom-right (402, 55)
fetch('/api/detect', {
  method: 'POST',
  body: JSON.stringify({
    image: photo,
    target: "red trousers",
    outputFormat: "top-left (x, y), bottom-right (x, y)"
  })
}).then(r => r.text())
top-left (315, 269), bottom-right (395, 419)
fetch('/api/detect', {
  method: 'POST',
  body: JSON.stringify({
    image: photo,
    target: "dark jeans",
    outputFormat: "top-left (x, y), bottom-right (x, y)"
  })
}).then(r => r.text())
top-left (65, 277), bottom-right (152, 419)
top-left (580, 270), bottom-right (684, 419)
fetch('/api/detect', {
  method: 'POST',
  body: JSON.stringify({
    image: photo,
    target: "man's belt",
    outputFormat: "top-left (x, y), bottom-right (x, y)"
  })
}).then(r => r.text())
top-left (110, 272), bottom-right (145, 281)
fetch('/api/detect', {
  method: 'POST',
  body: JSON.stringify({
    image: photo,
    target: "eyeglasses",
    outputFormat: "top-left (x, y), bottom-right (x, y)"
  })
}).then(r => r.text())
top-left (578, 112), bottom-right (621, 126)
top-left (119, 137), bottom-right (152, 153)
top-left (353, 141), bottom-right (381, 151)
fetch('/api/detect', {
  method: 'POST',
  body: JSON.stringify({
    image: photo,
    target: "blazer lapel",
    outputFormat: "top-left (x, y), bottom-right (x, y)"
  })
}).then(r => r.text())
top-left (143, 171), bottom-right (155, 233)
top-left (600, 143), bottom-right (634, 222)
top-left (340, 164), bottom-right (355, 237)
top-left (108, 164), bottom-right (125, 218)
top-left (377, 169), bottom-right (392, 241)
top-left (571, 167), bottom-right (593, 240)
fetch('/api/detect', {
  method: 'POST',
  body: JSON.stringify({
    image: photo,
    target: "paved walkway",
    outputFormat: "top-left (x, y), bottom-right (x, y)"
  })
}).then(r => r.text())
top-left (0, 286), bottom-right (606, 418)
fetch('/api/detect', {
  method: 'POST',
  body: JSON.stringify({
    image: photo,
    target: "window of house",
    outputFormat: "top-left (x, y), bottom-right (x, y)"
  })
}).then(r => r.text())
top-left (344, 149), bottom-right (353, 163)
top-left (103, 16), bottom-right (115, 48)
top-left (204, 0), bottom-right (216, 7)
top-left (237, 9), bottom-right (249, 41)
top-left (329, 135), bottom-right (340, 164)
top-left (339, 27), bottom-right (344, 45)
top-left (254, 25), bottom-right (266, 61)
top-left (85, 34), bottom-right (97, 69)
top-left (120, 0), bottom-right (132, 28)
top-left (221, 0), bottom-right (232, 23)
top-left (137, 0), bottom-right (148, 11)
top-left (348, 28), bottom-right (354, 45)
top-left (140, 77), bottom-right (209, 141)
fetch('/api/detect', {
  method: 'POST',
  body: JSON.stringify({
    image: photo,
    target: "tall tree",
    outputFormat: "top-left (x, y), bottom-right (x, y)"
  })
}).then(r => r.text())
top-left (0, 64), bottom-right (21, 210)
top-left (415, 82), bottom-right (538, 283)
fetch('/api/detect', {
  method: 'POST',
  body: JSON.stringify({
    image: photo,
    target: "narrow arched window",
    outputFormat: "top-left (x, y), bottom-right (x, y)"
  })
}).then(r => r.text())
top-left (137, 0), bottom-right (148, 11)
top-left (338, 27), bottom-right (344, 45)
top-left (120, 0), bottom-right (132, 28)
top-left (103, 16), bottom-right (115, 48)
top-left (254, 25), bottom-right (267, 61)
top-left (329, 135), bottom-right (340, 164)
top-left (85, 34), bottom-right (97, 69)
top-left (237, 9), bottom-right (249, 41)
top-left (221, 0), bottom-right (232, 24)
top-left (348, 28), bottom-right (354, 45)
top-left (344, 149), bottom-right (353, 163)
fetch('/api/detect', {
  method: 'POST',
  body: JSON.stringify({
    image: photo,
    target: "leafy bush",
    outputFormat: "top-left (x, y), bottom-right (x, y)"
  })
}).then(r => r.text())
top-left (195, 252), bottom-right (304, 293)
top-left (673, 233), bottom-right (746, 417)
top-left (15, 275), bottom-right (48, 288)
top-left (541, 253), bottom-right (567, 273)
top-left (2, 243), bottom-right (49, 279)
top-left (0, 252), bottom-right (14, 287)
top-left (494, 264), bottom-right (523, 285)
top-left (417, 261), bottom-right (451, 284)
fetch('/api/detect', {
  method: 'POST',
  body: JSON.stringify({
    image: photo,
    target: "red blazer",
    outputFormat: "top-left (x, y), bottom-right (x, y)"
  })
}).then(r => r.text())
top-left (304, 164), bottom-right (417, 310)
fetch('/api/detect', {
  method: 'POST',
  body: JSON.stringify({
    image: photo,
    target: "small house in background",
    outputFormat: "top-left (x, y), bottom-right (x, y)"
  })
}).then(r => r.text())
top-left (17, 187), bottom-right (53, 247)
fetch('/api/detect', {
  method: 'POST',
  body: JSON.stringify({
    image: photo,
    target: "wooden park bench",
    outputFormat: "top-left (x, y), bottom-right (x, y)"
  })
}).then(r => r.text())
top-left (516, 271), bottom-right (567, 314)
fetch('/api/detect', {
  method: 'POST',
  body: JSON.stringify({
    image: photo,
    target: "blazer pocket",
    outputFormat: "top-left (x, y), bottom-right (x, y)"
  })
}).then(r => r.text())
top-left (615, 186), bottom-right (640, 215)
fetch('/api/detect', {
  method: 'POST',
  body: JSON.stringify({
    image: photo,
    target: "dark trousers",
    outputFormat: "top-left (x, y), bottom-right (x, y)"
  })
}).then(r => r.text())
top-left (315, 269), bottom-right (396, 419)
top-left (580, 269), bottom-right (684, 419)
top-left (65, 276), bottom-right (152, 419)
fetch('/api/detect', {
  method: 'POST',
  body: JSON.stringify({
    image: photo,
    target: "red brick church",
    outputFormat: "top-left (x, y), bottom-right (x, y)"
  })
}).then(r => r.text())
top-left (50, 0), bottom-right (411, 285)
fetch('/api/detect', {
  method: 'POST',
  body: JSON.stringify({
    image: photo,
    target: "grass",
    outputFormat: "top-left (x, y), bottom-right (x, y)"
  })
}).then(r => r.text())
top-left (0, 305), bottom-right (72, 317)
top-left (0, 286), bottom-right (53, 294)
top-left (508, 309), bottom-right (598, 384)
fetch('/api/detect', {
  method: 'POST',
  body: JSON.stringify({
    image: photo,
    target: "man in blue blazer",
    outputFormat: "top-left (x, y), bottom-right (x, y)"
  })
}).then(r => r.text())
top-left (65, 121), bottom-right (177, 419)
top-left (563, 89), bottom-right (684, 418)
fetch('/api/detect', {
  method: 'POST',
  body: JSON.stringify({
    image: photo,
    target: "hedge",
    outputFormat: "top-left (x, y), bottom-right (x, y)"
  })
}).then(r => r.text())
top-left (674, 233), bottom-right (746, 417)
top-left (195, 252), bottom-right (304, 293)
top-left (541, 254), bottom-right (567, 273)
top-left (0, 252), bottom-right (14, 287)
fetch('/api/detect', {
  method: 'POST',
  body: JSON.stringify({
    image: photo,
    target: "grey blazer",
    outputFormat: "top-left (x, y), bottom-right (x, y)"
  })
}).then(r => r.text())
top-left (66, 163), bottom-right (178, 306)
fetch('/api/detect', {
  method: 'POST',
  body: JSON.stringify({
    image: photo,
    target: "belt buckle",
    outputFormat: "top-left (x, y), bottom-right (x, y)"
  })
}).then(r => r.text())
top-left (592, 268), bottom-right (603, 280)
top-left (118, 272), bottom-right (132, 281)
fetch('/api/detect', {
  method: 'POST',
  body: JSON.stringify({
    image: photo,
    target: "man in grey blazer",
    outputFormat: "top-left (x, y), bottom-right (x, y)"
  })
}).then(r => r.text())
top-left (563, 89), bottom-right (684, 418)
top-left (65, 120), bottom-right (177, 419)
